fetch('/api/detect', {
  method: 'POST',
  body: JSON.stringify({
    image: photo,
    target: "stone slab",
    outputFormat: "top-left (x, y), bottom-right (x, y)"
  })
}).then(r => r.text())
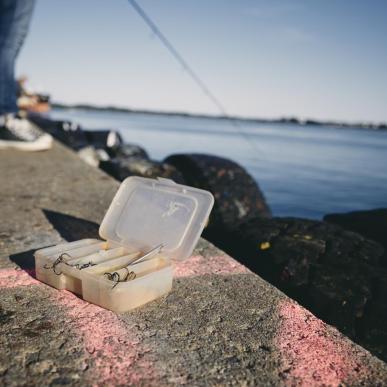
top-left (1, 142), bottom-right (387, 386)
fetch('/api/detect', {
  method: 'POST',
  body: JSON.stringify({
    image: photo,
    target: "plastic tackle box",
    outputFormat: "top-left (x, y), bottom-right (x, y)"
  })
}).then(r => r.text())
top-left (34, 177), bottom-right (214, 312)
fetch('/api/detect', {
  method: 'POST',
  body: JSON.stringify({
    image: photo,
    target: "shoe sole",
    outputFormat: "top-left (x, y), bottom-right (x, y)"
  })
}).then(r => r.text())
top-left (0, 134), bottom-right (53, 151)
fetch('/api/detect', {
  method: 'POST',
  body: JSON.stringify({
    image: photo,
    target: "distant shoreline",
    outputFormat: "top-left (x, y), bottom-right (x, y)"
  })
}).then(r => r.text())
top-left (52, 102), bottom-right (387, 131)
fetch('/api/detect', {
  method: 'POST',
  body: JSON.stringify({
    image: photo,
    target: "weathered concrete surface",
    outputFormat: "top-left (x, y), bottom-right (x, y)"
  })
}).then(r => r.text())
top-left (1, 142), bottom-right (387, 386)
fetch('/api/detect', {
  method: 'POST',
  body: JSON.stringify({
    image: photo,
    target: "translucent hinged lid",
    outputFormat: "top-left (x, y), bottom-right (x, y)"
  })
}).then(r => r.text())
top-left (99, 176), bottom-right (214, 261)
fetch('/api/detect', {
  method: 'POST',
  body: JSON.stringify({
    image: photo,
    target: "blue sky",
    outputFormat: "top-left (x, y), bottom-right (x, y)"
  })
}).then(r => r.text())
top-left (18, 0), bottom-right (387, 122)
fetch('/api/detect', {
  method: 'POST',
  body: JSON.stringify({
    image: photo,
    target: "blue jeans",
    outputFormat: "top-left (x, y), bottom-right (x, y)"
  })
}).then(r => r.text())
top-left (0, 0), bottom-right (35, 115)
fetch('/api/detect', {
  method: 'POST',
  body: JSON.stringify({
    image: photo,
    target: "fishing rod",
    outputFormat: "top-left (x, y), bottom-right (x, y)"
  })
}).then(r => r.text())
top-left (127, 0), bottom-right (265, 158)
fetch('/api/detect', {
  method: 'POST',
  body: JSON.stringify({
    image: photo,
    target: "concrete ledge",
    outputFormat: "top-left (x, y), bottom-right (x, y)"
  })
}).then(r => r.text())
top-left (1, 142), bottom-right (387, 385)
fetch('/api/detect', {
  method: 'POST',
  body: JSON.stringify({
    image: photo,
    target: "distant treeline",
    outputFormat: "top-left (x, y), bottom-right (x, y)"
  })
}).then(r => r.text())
top-left (52, 102), bottom-right (387, 131)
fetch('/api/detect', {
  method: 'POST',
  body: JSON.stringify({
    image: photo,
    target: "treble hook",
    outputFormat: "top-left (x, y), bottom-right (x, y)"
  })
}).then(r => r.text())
top-left (103, 244), bottom-right (163, 289)
top-left (43, 253), bottom-right (96, 275)
top-left (104, 267), bottom-right (136, 289)
top-left (43, 252), bottom-right (72, 275)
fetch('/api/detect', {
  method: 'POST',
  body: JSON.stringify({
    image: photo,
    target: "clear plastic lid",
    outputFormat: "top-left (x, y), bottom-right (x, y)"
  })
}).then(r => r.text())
top-left (99, 177), bottom-right (214, 261)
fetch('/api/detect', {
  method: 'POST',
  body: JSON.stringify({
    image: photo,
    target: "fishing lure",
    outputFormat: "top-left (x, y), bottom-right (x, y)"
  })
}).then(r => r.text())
top-left (44, 252), bottom-right (96, 275)
top-left (103, 244), bottom-right (163, 289)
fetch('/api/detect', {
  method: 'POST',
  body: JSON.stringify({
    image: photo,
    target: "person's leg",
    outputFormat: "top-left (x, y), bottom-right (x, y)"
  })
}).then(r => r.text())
top-left (0, 0), bottom-right (52, 151)
top-left (0, 0), bottom-right (36, 116)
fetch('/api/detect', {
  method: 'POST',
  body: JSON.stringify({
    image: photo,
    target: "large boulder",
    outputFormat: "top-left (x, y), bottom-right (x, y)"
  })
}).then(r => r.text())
top-left (164, 153), bottom-right (271, 238)
top-left (324, 208), bottom-right (387, 266)
top-left (99, 157), bottom-right (185, 183)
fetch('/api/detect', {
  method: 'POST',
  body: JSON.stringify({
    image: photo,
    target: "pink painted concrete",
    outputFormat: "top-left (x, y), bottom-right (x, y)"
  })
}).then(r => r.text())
top-left (53, 290), bottom-right (156, 385)
top-left (1, 265), bottom-right (375, 386)
top-left (0, 268), bottom-right (156, 385)
top-left (174, 254), bottom-right (249, 278)
top-left (0, 268), bottom-right (38, 288)
top-left (276, 300), bottom-right (368, 386)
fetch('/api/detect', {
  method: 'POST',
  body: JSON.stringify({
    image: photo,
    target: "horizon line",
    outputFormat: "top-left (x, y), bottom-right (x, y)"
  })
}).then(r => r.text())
top-left (51, 101), bottom-right (387, 131)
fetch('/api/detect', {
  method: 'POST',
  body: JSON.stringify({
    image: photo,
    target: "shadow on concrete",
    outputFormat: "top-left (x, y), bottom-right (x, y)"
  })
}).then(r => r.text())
top-left (9, 210), bottom-right (99, 275)
top-left (9, 248), bottom-right (37, 272)
top-left (42, 209), bottom-right (99, 241)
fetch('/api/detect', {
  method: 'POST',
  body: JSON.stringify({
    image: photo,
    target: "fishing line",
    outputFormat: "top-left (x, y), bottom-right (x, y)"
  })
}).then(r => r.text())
top-left (127, 0), bottom-right (265, 159)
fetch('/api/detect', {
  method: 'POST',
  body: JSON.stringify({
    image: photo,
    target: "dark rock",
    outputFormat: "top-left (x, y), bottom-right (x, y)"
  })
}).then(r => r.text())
top-left (164, 153), bottom-right (271, 237)
top-left (28, 114), bottom-right (89, 150)
top-left (109, 143), bottom-right (149, 160)
top-left (83, 129), bottom-right (123, 151)
top-left (216, 216), bottom-right (387, 361)
top-left (99, 157), bottom-right (185, 183)
top-left (324, 208), bottom-right (387, 266)
top-left (29, 114), bottom-right (126, 154)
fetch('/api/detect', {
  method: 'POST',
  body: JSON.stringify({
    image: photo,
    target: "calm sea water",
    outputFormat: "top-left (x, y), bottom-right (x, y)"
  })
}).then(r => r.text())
top-left (51, 108), bottom-right (387, 220)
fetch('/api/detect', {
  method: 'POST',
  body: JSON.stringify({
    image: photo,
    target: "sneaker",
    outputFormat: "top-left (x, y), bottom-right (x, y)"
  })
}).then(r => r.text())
top-left (0, 114), bottom-right (53, 151)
